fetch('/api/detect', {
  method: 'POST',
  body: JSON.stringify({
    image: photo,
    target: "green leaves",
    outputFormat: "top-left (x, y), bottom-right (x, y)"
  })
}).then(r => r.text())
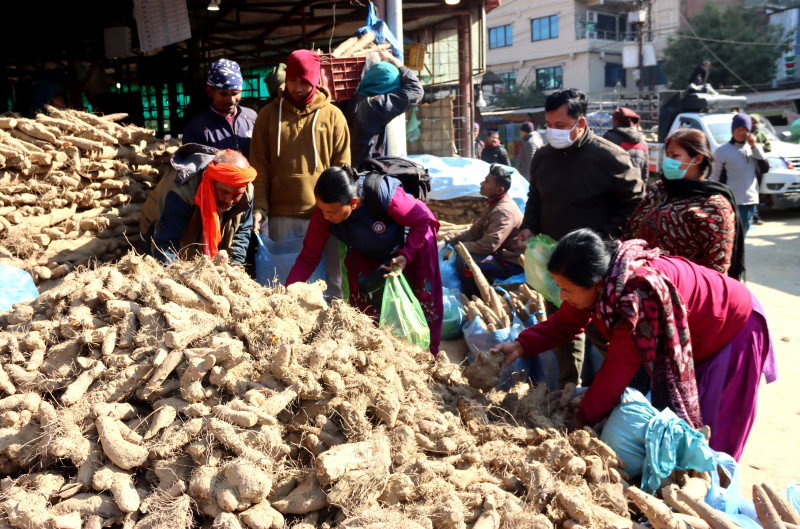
top-left (661, 4), bottom-right (791, 89)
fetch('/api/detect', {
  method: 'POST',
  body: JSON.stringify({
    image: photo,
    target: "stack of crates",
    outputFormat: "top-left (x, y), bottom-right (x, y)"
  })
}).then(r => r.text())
top-left (319, 55), bottom-right (366, 102)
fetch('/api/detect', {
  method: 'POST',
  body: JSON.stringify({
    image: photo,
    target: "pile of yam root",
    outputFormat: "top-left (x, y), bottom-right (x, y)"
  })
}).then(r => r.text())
top-left (3, 253), bottom-right (791, 529)
top-left (429, 199), bottom-right (486, 226)
top-left (0, 107), bottom-right (177, 284)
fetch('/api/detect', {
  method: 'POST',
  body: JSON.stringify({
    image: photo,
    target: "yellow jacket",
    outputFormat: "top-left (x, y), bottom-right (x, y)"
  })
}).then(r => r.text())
top-left (250, 85), bottom-right (350, 218)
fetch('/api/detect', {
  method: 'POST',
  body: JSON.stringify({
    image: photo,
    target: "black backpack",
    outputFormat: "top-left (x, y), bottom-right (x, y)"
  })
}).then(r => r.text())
top-left (359, 156), bottom-right (431, 223)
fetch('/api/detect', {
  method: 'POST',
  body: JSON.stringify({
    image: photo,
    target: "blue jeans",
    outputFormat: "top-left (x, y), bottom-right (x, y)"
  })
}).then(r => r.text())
top-left (737, 204), bottom-right (757, 234)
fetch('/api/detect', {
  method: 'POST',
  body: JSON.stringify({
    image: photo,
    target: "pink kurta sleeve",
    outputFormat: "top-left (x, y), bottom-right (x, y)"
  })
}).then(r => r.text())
top-left (286, 208), bottom-right (331, 285)
top-left (576, 320), bottom-right (641, 426)
top-left (386, 189), bottom-right (439, 264)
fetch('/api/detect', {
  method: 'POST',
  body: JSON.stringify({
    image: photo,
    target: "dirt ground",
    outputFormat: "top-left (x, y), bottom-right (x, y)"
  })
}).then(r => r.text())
top-left (737, 208), bottom-right (800, 493)
top-left (440, 208), bottom-right (800, 495)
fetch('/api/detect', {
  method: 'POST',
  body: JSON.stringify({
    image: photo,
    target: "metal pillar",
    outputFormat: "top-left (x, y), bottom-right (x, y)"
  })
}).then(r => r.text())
top-left (385, 0), bottom-right (407, 156)
top-left (458, 14), bottom-right (474, 158)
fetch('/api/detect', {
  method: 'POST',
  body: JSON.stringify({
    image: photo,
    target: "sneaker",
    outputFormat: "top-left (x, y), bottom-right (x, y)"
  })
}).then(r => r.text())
top-left (753, 218), bottom-right (764, 225)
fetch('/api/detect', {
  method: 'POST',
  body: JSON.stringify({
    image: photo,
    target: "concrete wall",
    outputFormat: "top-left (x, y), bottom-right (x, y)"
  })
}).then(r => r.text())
top-left (485, 0), bottom-right (679, 100)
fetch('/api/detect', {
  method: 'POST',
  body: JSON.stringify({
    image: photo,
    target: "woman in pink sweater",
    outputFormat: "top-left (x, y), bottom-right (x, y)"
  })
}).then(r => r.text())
top-left (493, 228), bottom-right (776, 459)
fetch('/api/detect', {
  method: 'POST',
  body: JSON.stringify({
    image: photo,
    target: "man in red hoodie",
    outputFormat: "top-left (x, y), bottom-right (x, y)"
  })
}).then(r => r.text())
top-left (250, 50), bottom-right (350, 296)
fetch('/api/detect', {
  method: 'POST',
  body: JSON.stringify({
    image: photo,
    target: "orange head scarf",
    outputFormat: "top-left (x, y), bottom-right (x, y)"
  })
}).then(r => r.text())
top-left (194, 157), bottom-right (257, 258)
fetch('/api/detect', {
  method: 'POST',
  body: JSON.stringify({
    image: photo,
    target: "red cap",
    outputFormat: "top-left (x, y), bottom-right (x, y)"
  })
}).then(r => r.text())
top-left (613, 107), bottom-right (640, 126)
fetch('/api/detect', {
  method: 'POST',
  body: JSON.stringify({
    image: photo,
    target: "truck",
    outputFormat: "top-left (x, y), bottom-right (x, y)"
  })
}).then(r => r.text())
top-left (588, 90), bottom-right (800, 210)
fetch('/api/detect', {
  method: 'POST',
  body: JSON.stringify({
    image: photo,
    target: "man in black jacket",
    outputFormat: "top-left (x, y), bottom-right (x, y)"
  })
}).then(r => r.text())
top-left (604, 107), bottom-right (649, 183)
top-left (480, 130), bottom-right (511, 166)
top-left (517, 88), bottom-right (644, 387)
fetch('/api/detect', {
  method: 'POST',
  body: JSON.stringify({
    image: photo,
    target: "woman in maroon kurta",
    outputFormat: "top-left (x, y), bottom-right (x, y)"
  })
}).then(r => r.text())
top-left (624, 128), bottom-right (744, 279)
top-left (286, 166), bottom-right (442, 356)
top-left (493, 228), bottom-right (775, 459)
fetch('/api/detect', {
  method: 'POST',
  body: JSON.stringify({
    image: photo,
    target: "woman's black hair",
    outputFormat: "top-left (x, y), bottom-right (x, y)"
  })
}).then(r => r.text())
top-left (314, 165), bottom-right (359, 204)
top-left (665, 128), bottom-right (714, 176)
top-left (547, 228), bottom-right (618, 288)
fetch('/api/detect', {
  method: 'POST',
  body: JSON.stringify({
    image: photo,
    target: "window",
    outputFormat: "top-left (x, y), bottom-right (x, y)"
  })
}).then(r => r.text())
top-left (502, 72), bottom-right (516, 93)
top-left (596, 13), bottom-right (626, 41)
top-left (489, 24), bottom-right (513, 49)
top-left (604, 63), bottom-right (626, 88)
top-left (532, 15), bottom-right (558, 42)
top-left (492, 72), bottom-right (516, 94)
top-left (642, 61), bottom-right (668, 87)
top-left (536, 66), bottom-right (562, 90)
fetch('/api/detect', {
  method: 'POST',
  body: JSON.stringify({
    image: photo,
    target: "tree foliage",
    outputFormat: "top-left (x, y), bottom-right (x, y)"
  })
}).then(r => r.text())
top-left (488, 81), bottom-right (546, 109)
top-left (661, 3), bottom-right (791, 89)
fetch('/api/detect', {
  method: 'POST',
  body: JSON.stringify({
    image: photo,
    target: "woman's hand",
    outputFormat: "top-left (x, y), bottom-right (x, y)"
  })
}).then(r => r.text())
top-left (490, 341), bottom-right (524, 368)
top-left (382, 255), bottom-right (408, 277)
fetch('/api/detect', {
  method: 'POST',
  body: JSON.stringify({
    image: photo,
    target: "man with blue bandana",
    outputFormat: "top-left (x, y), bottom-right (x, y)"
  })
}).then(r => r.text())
top-left (183, 59), bottom-right (257, 157)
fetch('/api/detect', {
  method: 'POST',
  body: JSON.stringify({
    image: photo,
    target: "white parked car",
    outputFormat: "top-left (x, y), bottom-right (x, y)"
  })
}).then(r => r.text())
top-left (653, 113), bottom-right (800, 210)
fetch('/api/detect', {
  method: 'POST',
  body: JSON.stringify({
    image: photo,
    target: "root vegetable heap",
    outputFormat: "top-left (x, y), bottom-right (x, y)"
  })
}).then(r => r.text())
top-left (0, 107), bottom-right (176, 284)
top-left (0, 252), bottom-right (762, 529)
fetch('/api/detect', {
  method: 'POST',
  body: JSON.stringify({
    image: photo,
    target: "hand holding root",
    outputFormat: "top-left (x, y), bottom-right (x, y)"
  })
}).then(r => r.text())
top-left (382, 255), bottom-right (408, 278)
top-left (490, 340), bottom-right (524, 369)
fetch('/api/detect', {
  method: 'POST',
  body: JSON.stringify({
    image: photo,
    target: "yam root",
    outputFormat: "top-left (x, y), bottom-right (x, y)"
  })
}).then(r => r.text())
top-left (754, 484), bottom-right (788, 529)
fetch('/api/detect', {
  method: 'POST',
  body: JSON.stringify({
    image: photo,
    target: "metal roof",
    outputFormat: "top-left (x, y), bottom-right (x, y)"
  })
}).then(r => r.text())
top-left (1, 0), bottom-right (480, 72)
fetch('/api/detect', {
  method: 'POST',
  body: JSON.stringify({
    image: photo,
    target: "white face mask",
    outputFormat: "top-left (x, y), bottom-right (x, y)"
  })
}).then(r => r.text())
top-left (547, 120), bottom-right (579, 149)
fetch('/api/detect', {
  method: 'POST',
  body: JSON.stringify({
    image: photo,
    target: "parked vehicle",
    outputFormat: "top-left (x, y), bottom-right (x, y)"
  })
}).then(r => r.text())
top-left (591, 91), bottom-right (800, 210)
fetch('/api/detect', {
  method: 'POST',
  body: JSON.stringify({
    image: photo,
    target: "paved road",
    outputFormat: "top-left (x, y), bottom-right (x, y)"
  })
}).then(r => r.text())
top-left (738, 209), bottom-right (800, 493)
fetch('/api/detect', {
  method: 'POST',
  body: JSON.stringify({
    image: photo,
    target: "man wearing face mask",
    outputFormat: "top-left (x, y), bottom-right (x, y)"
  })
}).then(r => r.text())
top-left (709, 113), bottom-right (768, 234)
top-left (517, 88), bottom-right (644, 388)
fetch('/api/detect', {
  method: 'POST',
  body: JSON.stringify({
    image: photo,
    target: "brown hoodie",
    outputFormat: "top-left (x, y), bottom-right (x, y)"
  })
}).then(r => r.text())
top-left (250, 84), bottom-right (350, 219)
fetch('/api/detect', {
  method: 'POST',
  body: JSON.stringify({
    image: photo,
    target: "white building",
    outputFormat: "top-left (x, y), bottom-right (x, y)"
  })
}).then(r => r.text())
top-left (484, 0), bottom-right (681, 100)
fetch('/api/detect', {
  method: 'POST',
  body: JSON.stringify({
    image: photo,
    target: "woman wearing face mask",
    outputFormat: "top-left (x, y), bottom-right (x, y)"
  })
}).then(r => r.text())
top-left (623, 128), bottom-right (744, 279)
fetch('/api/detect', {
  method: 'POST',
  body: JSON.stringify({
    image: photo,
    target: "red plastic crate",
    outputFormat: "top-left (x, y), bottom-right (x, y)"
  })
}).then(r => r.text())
top-left (319, 55), bottom-right (366, 102)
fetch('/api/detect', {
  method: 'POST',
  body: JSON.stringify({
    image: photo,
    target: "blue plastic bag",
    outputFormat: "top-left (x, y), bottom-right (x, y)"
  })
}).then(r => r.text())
top-left (600, 389), bottom-right (657, 477)
top-left (255, 234), bottom-right (326, 286)
top-left (706, 451), bottom-right (759, 524)
top-left (356, 2), bottom-right (403, 59)
top-left (495, 272), bottom-right (526, 285)
top-left (255, 234), bottom-right (278, 286)
top-left (788, 484), bottom-right (800, 516)
top-left (0, 265), bottom-right (39, 312)
top-left (441, 287), bottom-right (465, 340)
top-left (439, 247), bottom-right (461, 293)
top-left (641, 407), bottom-right (715, 493)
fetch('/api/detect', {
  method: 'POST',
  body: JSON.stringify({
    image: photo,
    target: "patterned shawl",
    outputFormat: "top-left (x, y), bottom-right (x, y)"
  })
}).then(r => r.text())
top-left (596, 239), bottom-right (703, 428)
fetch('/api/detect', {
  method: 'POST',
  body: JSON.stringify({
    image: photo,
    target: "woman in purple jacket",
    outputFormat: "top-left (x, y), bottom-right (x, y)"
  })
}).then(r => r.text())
top-left (286, 166), bottom-right (442, 356)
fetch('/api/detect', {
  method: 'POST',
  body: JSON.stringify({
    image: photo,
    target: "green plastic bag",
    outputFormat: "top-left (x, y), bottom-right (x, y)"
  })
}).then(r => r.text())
top-left (379, 274), bottom-right (431, 351)
top-left (524, 234), bottom-right (561, 307)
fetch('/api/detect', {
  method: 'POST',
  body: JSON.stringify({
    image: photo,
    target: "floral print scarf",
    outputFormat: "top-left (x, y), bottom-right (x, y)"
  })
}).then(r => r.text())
top-left (596, 239), bottom-right (703, 428)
